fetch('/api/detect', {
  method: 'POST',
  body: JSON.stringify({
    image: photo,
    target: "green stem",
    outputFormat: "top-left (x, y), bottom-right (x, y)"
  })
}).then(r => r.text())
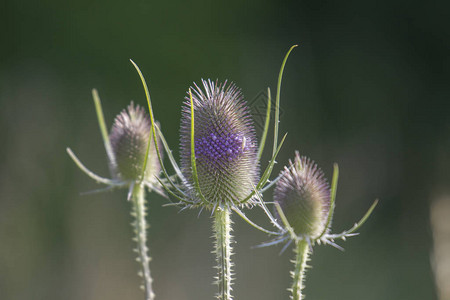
top-left (213, 207), bottom-right (233, 300)
top-left (291, 239), bottom-right (310, 300)
top-left (131, 183), bottom-right (155, 300)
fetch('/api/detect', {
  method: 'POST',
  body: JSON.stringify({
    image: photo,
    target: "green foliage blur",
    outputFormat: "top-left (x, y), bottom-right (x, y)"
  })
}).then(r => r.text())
top-left (1, 0), bottom-right (449, 299)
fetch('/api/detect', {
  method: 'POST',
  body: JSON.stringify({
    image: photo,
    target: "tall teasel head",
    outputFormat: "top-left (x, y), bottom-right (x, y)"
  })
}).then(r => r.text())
top-left (109, 102), bottom-right (161, 184)
top-left (274, 151), bottom-right (331, 239)
top-left (179, 79), bottom-right (259, 208)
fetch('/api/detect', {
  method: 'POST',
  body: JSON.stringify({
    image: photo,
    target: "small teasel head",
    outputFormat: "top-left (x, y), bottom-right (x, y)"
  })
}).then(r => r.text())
top-left (180, 79), bottom-right (259, 208)
top-left (109, 102), bottom-right (161, 183)
top-left (274, 151), bottom-right (330, 239)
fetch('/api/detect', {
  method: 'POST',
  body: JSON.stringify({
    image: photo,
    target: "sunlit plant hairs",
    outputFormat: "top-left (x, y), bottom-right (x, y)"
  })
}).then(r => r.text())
top-left (67, 45), bottom-right (377, 300)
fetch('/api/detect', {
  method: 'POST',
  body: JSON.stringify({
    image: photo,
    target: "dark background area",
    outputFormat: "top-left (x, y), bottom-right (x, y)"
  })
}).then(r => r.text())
top-left (1, 0), bottom-right (449, 299)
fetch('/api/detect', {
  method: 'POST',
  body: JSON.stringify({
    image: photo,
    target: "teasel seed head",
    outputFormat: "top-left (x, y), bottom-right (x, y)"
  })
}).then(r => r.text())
top-left (109, 102), bottom-right (161, 183)
top-left (180, 79), bottom-right (259, 207)
top-left (274, 151), bottom-right (330, 238)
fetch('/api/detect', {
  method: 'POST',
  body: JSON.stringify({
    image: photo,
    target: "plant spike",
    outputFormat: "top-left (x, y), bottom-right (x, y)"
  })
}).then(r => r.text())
top-left (257, 87), bottom-right (272, 160)
top-left (273, 45), bottom-right (297, 156)
top-left (238, 133), bottom-right (287, 205)
top-left (130, 59), bottom-right (188, 199)
top-left (128, 60), bottom-right (154, 184)
top-left (318, 163), bottom-right (339, 239)
top-left (274, 202), bottom-right (297, 241)
top-left (188, 88), bottom-right (209, 206)
top-left (252, 183), bottom-right (286, 232)
top-left (231, 205), bottom-right (280, 235)
top-left (92, 88), bottom-right (115, 168)
top-left (154, 125), bottom-right (185, 182)
top-left (66, 148), bottom-right (123, 186)
top-left (327, 199), bottom-right (379, 240)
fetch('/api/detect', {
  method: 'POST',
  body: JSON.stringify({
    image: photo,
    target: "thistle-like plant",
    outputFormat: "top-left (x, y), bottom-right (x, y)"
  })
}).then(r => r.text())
top-left (66, 46), bottom-right (377, 300)
top-left (180, 79), bottom-right (263, 300)
top-left (258, 151), bottom-right (378, 300)
top-left (66, 87), bottom-right (164, 300)
top-left (130, 46), bottom-right (299, 300)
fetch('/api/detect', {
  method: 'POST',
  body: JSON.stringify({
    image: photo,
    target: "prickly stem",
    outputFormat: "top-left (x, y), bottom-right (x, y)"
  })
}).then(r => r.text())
top-left (213, 207), bottom-right (234, 300)
top-left (291, 239), bottom-right (310, 300)
top-left (131, 183), bottom-right (155, 300)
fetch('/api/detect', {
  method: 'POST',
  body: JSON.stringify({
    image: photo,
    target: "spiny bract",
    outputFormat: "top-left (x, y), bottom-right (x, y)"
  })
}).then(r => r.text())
top-left (274, 151), bottom-right (330, 238)
top-left (180, 79), bottom-right (259, 207)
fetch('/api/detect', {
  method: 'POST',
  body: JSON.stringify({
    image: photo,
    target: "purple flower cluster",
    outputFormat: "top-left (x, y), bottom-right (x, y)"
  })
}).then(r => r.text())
top-left (194, 132), bottom-right (247, 163)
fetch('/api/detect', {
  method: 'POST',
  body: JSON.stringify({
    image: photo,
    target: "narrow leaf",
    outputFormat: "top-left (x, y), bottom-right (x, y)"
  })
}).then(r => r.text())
top-left (318, 163), bottom-right (339, 239)
top-left (189, 88), bottom-right (208, 205)
top-left (92, 89), bottom-right (115, 168)
top-left (66, 148), bottom-right (123, 186)
top-left (273, 45), bottom-right (297, 156)
top-left (257, 87), bottom-right (271, 160)
top-left (130, 60), bottom-right (185, 197)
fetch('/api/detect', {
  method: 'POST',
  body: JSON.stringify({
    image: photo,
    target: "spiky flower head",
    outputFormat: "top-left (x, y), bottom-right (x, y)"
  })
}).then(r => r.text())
top-left (180, 79), bottom-right (259, 207)
top-left (109, 102), bottom-right (160, 183)
top-left (274, 151), bottom-right (330, 238)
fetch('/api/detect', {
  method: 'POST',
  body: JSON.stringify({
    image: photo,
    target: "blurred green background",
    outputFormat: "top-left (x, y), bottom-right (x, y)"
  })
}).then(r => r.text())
top-left (1, 0), bottom-right (449, 299)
